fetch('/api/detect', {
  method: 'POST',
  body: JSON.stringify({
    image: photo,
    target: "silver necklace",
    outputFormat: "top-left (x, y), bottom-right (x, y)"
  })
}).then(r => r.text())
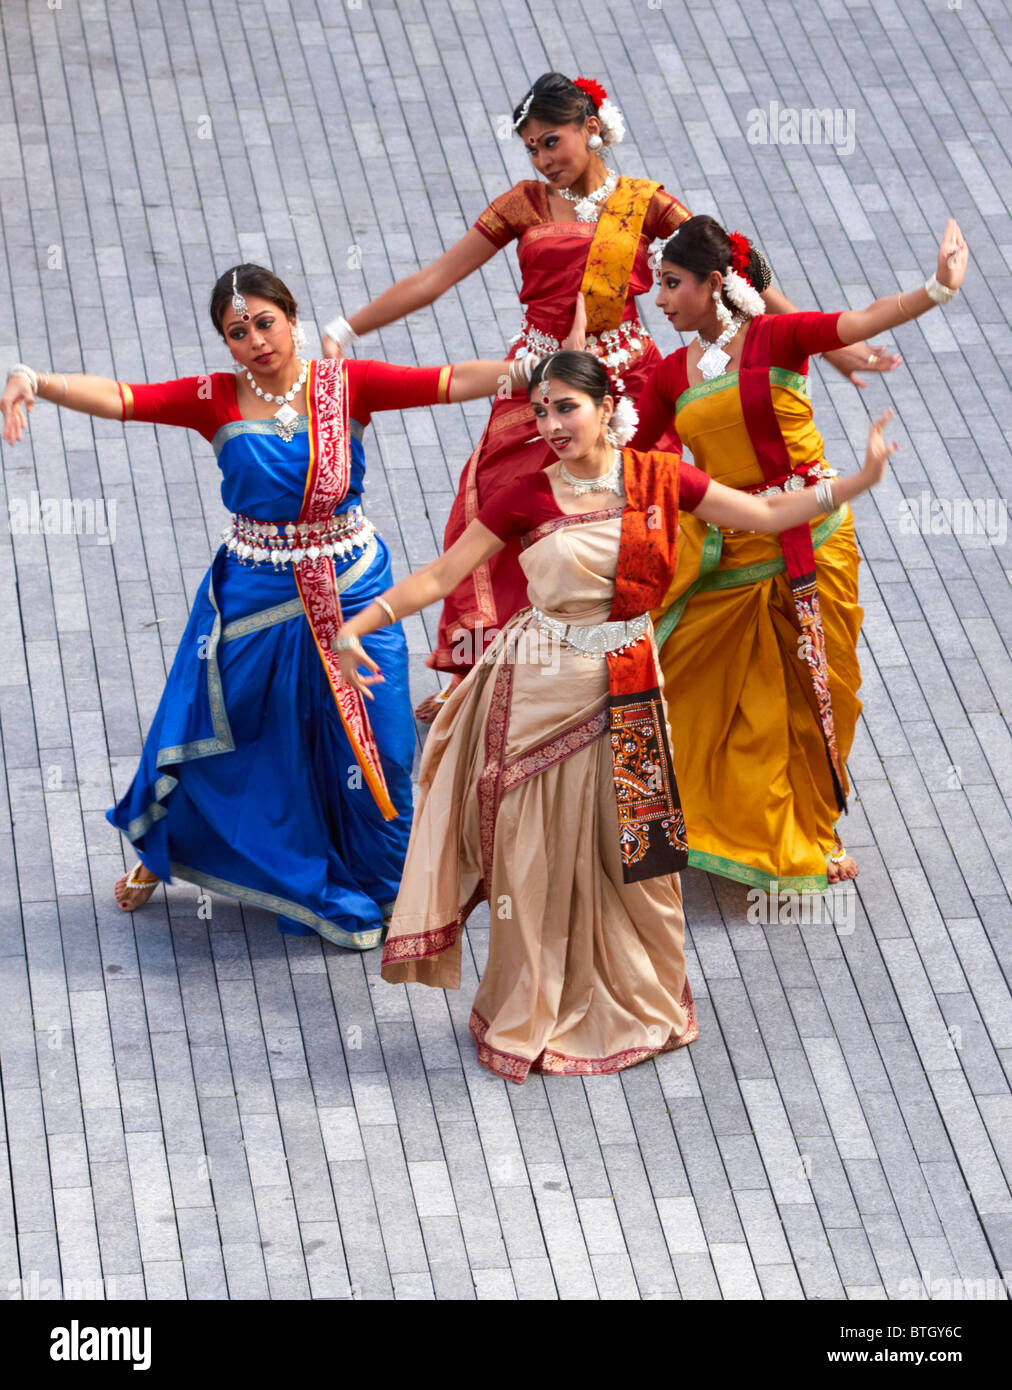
top-left (557, 169), bottom-right (618, 223)
top-left (696, 316), bottom-right (745, 381)
top-left (559, 449), bottom-right (624, 496)
top-left (244, 357), bottom-right (308, 442)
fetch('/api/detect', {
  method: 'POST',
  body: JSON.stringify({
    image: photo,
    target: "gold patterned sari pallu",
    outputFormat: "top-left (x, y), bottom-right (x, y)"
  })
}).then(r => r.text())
top-left (579, 177), bottom-right (661, 335)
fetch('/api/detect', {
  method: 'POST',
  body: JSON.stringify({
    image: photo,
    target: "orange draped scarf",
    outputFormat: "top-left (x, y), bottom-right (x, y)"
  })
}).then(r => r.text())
top-left (606, 450), bottom-right (689, 881)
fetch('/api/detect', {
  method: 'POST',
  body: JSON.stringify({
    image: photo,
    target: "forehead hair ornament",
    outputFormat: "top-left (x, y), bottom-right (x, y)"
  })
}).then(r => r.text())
top-left (512, 89), bottom-right (534, 132)
top-left (231, 270), bottom-right (251, 323)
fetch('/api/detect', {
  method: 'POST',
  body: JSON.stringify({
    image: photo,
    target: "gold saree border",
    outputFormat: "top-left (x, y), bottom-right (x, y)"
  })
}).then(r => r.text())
top-left (168, 862), bottom-right (382, 950)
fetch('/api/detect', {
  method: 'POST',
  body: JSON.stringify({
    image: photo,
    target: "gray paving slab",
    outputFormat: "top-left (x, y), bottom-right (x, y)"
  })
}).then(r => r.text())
top-left (1, 0), bottom-right (1009, 1302)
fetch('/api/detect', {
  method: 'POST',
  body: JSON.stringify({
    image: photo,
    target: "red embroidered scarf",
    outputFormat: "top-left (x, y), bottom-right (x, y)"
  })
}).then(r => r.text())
top-left (606, 450), bottom-right (689, 882)
top-left (296, 359), bottom-right (396, 820)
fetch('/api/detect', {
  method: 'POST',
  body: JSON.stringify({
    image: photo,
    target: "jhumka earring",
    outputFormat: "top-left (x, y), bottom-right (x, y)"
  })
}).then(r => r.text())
top-left (291, 319), bottom-right (308, 354)
top-left (587, 134), bottom-right (603, 150)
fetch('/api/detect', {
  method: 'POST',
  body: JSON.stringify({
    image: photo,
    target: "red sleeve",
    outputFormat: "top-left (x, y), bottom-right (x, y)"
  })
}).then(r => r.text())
top-left (630, 355), bottom-right (684, 453)
top-left (476, 473), bottom-right (552, 542)
top-left (678, 460), bottom-right (710, 513)
top-left (472, 182), bottom-right (542, 249)
top-left (768, 311), bottom-right (845, 368)
top-left (643, 186), bottom-right (691, 242)
top-left (122, 374), bottom-right (233, 441)
top-left (344, 359), bottom-right (453, 426)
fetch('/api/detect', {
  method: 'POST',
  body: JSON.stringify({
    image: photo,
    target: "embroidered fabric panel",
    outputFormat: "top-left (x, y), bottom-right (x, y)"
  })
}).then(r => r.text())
top-left (609, 692), bottom-right (689, 881)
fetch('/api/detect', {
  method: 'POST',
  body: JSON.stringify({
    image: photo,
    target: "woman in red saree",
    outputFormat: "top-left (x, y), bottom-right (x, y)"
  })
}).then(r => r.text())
top-left (331, 352), bottom-right (898, 1082)
top-left (322, 72), bottom-right (897, 719)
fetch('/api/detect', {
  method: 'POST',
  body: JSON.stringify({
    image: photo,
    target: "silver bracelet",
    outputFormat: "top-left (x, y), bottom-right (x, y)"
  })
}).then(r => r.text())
top-left (923, 273), bottom-right (956, 306)
top-left (514, 353), bottom-right (542, 383)
top-left (815, 478), bottom-right (836, 512)
top-left (322, 315), bottom-right (359, 350)
top-left (333, 633), bottom-right (364, 654)
top-left (9, 363), bottom-right (38, 393)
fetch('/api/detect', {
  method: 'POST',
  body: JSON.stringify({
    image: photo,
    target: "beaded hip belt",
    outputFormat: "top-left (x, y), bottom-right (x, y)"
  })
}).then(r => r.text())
top-left (530, 606), bottom-right (650, 659)
top-left (747, 460), bottom-right (836, 497)
top-left (510, 314), bottom-right (650, 380)
top-left (221, 506), bottom-right (375, 569)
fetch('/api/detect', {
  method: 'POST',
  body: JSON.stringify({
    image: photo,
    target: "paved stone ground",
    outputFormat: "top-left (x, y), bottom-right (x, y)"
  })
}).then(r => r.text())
top-left (0, 0), bottom-right (1010, 1302)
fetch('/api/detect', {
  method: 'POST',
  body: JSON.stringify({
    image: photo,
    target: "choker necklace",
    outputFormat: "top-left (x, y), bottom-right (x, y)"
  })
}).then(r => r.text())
top-left (559, 449), bottom-right (624, 496)
top-left (244, 358), bottom-right (308, 442)
top-left (696, 316), bottom-right (745, 380)
top-left (557, 169), bottom-right (618, 223)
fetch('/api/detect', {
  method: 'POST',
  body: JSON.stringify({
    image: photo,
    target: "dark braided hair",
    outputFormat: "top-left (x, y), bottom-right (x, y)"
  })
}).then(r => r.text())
top-left (512, 72), bottom-right (599, 134)
top-left (660, 216), bottom-right (772, 312)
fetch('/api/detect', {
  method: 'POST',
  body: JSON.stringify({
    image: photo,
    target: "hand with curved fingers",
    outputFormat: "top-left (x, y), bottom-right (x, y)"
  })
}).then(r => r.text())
top-left (337, 636), bottom-right (384, 701)
top-left (1, 374), bottom-right (35, 444)
top-left (862, 407), bottom-right (899, 487)
top-left (823, 339), bottom-right (903, 389)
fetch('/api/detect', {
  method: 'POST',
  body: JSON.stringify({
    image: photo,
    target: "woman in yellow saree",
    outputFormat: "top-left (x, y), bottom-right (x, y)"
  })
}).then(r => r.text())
top-left (629, 214), bottom-right (968, 891)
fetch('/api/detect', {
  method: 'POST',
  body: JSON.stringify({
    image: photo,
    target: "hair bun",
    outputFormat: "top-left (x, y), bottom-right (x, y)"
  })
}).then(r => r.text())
top-left (747, 247), bottom-right (773, 292)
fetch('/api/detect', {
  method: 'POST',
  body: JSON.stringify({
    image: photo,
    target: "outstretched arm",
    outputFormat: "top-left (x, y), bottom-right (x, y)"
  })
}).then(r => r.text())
top-left (694, 410), bottom-right (897, 534)
top-left (322, 228), bottom-right (499, 359)
top-left (836, 218), bottom-right (968, 344)
top-left (335, 519), bottom-right (505, 698)
top-left (760, 284), bottom-right (901, 388)
top-left (1, 370), bottom-right (122, 443)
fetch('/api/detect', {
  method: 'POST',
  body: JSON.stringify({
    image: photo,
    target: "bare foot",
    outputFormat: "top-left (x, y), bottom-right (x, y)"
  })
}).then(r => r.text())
top-left (114, 863), bottom-right (160, 911)
top-left (414, 674), bottom-right (462, 723)
top-left (827, 851), bottom-right (859, 883)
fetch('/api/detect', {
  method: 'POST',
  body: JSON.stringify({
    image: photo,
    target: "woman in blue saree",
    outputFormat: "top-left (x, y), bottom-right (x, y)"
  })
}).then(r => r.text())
top-left (0, 263), bottom-right (540, 949)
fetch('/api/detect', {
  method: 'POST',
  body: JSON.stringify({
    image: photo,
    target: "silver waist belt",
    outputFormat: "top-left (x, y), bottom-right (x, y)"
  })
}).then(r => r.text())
top-left (530, 606), bottom-right (650, 658)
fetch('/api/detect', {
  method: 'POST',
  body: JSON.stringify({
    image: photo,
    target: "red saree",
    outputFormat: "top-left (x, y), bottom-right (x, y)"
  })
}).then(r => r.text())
top-left (429, 177), bottom-right (689, 674)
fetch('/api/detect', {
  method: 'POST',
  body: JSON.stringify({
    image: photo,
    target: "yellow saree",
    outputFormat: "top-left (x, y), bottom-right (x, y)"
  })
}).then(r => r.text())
top-left (651, 340), bottom-right (863, 891)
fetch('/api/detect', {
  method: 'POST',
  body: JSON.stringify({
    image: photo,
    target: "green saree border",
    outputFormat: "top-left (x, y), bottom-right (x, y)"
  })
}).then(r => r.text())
top-left (675, 366), bottom-right (809, 414)
top-left (169, 862), bottom-right (383, 950)
top-left (687, 846), bottom-right (828, 893)
top-left (654, 505), bottom-right (847, 649)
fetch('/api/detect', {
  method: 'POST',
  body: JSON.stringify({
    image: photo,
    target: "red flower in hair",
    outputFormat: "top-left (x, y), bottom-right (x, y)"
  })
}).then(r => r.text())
top-left (729, 231), bottom-right (751, 274)
top-left (573, 76), bottom-right (608, 108)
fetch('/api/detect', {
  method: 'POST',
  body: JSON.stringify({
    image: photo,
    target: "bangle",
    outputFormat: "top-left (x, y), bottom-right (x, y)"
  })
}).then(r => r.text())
top-left (333, 633), bottom-right (364, 654)
top-left (8, 363), bottom-right (38, 393)
top-left (896, 292), bottom-right (909, 320)
top-left (513, 354), bottom-right (542, 383)
top-left (923, 273), bottom-right (956, 306)
top-left (59, 373), bottom-right (68, 400)
top-left (322, 315), bottom-right (359, 350)
top-left (375, 597), bottom-right (396, 625)
top-left (815, 478), bottom-right (836, 512)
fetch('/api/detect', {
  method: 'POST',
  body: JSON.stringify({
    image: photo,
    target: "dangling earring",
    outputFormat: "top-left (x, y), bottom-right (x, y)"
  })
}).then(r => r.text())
top-left (712, 287), bottom-right (734, 333)
top-left (587, 133), bottom-right (603, 151)
top-left (292, 319), bottom-right (308, 355)
top-left (604, 415), bottom-right (618, 447)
